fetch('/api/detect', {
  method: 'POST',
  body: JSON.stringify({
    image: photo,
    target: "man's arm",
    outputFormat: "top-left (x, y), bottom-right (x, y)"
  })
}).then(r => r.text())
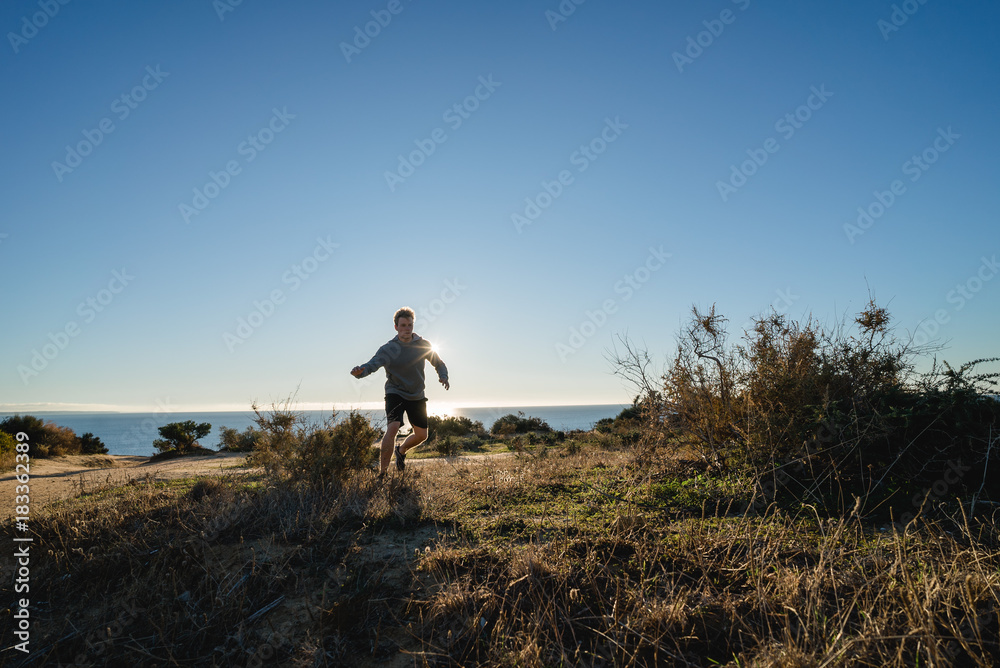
top-left (428, 348), bottom-right (449, 390)
top-left (350, 346), bottom-right (388, 378)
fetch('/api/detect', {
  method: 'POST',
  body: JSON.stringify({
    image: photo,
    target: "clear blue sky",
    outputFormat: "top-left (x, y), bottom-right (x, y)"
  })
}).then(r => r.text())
top-left (2, 0), bottom-right (998, 413)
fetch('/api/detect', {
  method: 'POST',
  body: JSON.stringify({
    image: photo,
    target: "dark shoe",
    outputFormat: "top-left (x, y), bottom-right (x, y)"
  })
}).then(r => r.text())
top-left (395, 444), bottom-right (406, 471)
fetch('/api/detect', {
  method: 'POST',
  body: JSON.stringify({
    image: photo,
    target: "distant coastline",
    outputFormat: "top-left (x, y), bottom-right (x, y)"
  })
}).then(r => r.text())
top-left (1, 404), bottom-right (628, 457)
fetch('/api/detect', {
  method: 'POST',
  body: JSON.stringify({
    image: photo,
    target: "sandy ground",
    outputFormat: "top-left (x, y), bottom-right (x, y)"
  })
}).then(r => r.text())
top-left (1, 452), bottom-right (249, 519)
top-left (1, 449), bottom-right (509, 521)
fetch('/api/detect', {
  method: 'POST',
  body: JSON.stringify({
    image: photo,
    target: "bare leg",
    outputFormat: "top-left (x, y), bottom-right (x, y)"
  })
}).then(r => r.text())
top-left (381, 422), bottom-right (401, 473)
top-left (397, 426), bottom-right (428, 456)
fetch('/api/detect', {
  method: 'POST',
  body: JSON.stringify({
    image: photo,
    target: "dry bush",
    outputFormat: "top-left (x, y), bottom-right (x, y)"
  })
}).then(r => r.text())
top-left (612, 298), bottom-right (1000, 517)
top-left (663, 305), bottom-right (742, 468)
top-left (736, 311), bottom-right (828, 465)
top-left (247, 399), bottom-right (381, 488)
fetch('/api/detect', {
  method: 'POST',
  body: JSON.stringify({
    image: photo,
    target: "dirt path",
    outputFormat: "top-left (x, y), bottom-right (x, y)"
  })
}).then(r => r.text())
top-left (1, 452), bottom-right (249, 519)
top-left (1, 449), bottom-right (513, 520)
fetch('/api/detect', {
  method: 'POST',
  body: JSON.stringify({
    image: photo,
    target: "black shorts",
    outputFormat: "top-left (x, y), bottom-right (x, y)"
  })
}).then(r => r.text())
top-left (385, 394), bottom-right (428, 429)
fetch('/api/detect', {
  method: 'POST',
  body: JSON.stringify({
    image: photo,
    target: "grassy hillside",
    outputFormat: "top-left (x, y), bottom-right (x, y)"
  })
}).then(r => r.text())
top-left (2, 435), bottom-right (998, 667)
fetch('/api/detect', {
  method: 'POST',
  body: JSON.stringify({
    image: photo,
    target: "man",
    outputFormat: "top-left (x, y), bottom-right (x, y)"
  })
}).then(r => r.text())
top-left (350, 307), bottom-right (449, 475)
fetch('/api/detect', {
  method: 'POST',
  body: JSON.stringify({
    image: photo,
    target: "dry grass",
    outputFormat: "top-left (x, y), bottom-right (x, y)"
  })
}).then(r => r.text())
top-left (2, 442), bottom-right (998, 667)
top-left (80, 454), bottom-right (120, 468)
top-left (0, 449), bottom-right (14, 473)
top-left (408, 450), bottom-right (1000, 667)
top-left (1, 468), bottom-right (428, 666)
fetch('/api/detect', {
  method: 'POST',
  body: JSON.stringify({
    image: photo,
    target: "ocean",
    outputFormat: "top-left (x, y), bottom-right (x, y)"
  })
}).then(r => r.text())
top-left (2, 404), bottom-right (627, 457)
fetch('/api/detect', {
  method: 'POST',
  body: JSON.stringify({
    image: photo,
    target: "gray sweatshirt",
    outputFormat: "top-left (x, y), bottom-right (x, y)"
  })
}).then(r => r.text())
top-left (357, 334), bottom-right (448, 400)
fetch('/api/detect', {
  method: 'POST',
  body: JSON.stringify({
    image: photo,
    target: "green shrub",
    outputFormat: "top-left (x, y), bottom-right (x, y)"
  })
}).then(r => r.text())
top-left (596, 402), bottom-right (644, 433)
top-left (0, 430), bottom-right (18, 470)
top-left (427, 415), bottom-right (487, 442)
top-left (78, 432), bottom-right (108, 455)
top-left (0, 414), bottom-right (46, 447)
top-left (218, 426), bottom-right (261, 452)
top-left (507, 435), bottom-right (526, 453)
top-left (0, 430), bottom-right (17, 454)
top-left (490, 412), bottom-right (552, 436)
top-left (0, 414), bottom-right (80, 457)
top-left (615, 429), bottom-right (641, 447)
top-left (434, 435), bottom-right (461, 457)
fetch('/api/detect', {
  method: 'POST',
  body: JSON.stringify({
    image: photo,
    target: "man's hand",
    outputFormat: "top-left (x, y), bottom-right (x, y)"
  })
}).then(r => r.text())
top-left (440, 378), bottom-right (450, 390)
top-left (350, 366), bottom-right (365, 378)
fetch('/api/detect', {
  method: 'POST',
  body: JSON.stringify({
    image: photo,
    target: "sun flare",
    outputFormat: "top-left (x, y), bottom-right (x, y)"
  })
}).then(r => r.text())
top-left (428, 402), bottom-right (457, 417)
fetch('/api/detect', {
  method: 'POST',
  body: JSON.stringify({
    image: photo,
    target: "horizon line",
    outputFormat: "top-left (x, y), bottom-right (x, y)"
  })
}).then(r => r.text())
top-left (0, 399), bottom-right (631, 414)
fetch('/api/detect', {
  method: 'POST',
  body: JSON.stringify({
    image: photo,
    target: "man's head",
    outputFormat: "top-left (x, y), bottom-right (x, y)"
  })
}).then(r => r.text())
top-left (393, 307), bottom-right (415, 326)
top-left (394, 307), bottom-right (415, 341)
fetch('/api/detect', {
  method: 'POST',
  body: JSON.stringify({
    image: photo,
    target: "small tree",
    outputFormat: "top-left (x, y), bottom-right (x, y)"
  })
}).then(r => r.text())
top-left (78, 432), bottom-right (109, 455)
top-left (153, 421), bottom-right (212, 454)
